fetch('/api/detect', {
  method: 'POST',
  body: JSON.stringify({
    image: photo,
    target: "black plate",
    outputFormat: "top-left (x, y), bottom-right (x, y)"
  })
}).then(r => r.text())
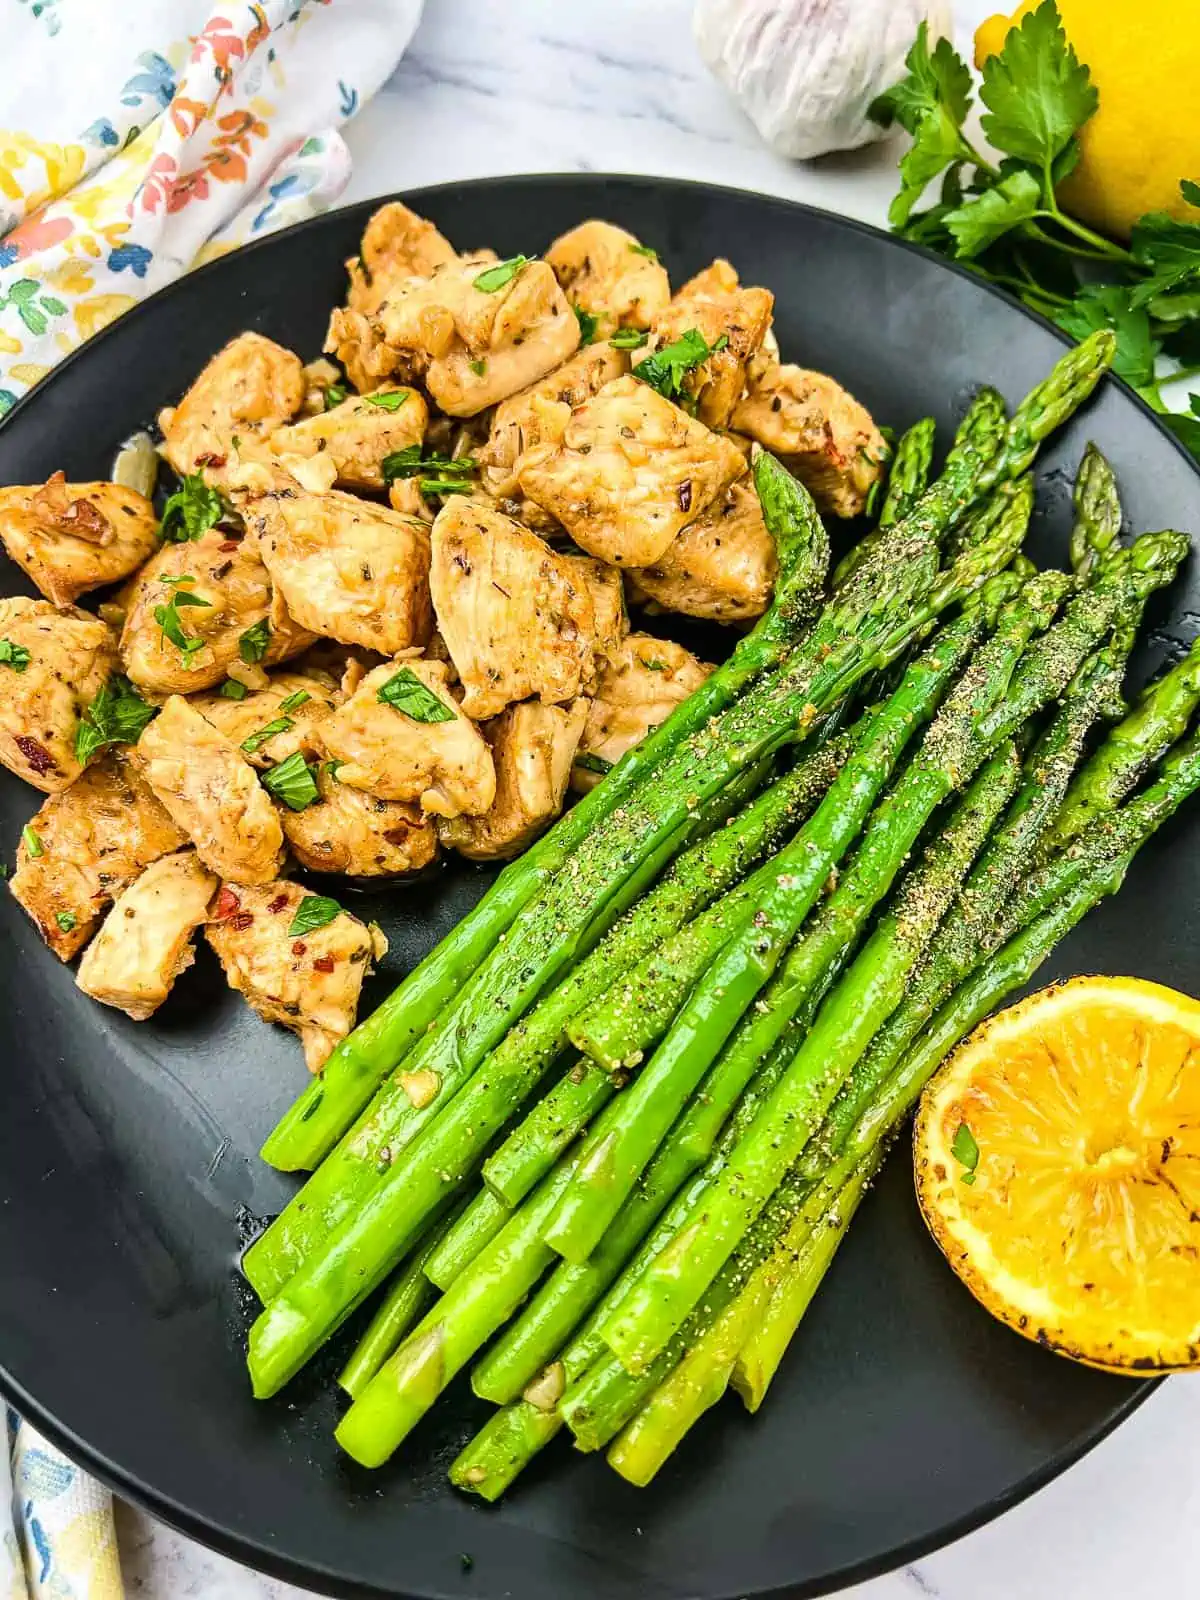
top-left (0, 175), bottom-right (1195, 1600)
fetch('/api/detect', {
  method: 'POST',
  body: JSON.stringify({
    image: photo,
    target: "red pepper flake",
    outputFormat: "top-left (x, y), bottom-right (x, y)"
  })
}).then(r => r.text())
top-left (228, 911), bottom-right (254, 931)
top-left (195, 452), bottom-right (227, 468)
top-left (677, 480), bottom-right (692, 513)
top-left (268, 893), bottom-right (290, 914)
top-left (219, 539), bottom-right (242, 552)
top-left (292, 940), bottom-right (307, 956)
top-left (15, 736), bottom-right (56, 777)
top-left (215, 886), bottom-right (241, 918)
top-left (313, 955), bottom-right (336, 974)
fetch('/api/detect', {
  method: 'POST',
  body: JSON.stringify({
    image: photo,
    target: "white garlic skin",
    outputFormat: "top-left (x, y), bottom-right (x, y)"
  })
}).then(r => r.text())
top-left (695, 0), bottom-right (954, 161)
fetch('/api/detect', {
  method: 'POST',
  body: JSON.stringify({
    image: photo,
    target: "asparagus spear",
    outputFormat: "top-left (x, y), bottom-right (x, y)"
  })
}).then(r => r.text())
top-left (337, 1213), bottom-right (457, 1399)
top-left (1069, 442), bottom-right (1123, 577)
top-left (834, 413), bottom-right (940, 585)
top-left (260, 448), bottom-right (831, 1172)
top-left (422, 1188), bottom-right (511, 1292)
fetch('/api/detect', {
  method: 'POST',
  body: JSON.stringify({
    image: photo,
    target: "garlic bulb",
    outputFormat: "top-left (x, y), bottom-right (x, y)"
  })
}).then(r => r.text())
top-left (695, 0), bottom-right (954, 161)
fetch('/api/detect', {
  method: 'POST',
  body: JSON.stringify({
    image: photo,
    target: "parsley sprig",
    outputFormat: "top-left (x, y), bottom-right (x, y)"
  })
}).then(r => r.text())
top-left (381, 444), bottom-right (477, 499)
top-left (76, 675), bottom-right (157, 763)
top-left (633, 328), bottom-right (728, 406)
top-left (872, 3), bottom-right (1200, 455)
top-left (154, 582), bottom-right (211, 665)
top-left (160, 473), bottom-right (227, 542)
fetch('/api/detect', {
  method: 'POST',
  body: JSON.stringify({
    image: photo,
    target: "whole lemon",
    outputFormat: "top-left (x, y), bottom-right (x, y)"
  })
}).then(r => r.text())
top-left (975, 2), bottom-right (1200, 241)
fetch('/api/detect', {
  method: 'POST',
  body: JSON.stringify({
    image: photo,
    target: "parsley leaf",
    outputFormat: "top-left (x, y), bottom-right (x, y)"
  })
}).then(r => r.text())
top-left (574, 752), bottom-right (613, 775)
top-left (609, 326), bottom-right (648, 350)
top-left (21, 825), bottom-right (43, 858)
top-left (473, 255), bottom-right (531, 293)
top-left (364, 390), bottom-right (409, 411)
top-left (1055, 284), bottom-right (1160, 389)
top-left (154, 588), bottom-right (212, 664)
top-left (238, 618), bottom-right (271, 665)
top-left (628, 242), bottom-right (660, 262)
top-left (278, 690), bottom-right (311, 715)
top-left (869, 22), bottom-right (972, 135)
top-left (324, 383), bottom-right (348, 409)
top-left (288, 894), bottom-right (343, 938)
top-left (219, 678), bottom-right (248, 701)
top-left (241, 716), bottom-right (294, 755)
top-left (633, 328), bottom-right (728, 403)
top-left (377, 667), bottom-right (457, 723)
top-left (0, 638), bottom-right (30, 673)
top-left (469, 358), bottom-right (488, 377)
top-left (1129, 210), bottom-right (1200, 307)
top-left (943, 168), bottom-right (1042, 258)
top-left (382, 446), bottom-right (476, 485)
top-left (55, 910), bottom-right (77, 933)
top-left (574, 305), bottom-right (599, 345)
top-left (1164, 394), bottom-right (1200, 458)
top-left (261, 750), bottom-right (319, 811)
top-left (951, 1121), bottom-right (980, 1185)
top-left (75, 674), bottom-right (158, 763)
top-left (979, 0), bottom-right (1097, 169)
top-left (160, 472), bottom-right (226, 543)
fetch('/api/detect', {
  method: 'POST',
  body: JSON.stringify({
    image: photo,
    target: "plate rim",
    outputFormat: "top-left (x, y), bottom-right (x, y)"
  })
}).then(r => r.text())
top-left (0, 170), bottom-right (1183, 1599)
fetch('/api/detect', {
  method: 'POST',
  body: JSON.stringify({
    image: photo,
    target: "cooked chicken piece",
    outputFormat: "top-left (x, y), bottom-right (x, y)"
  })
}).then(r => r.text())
top-left (159, 332), bottom-right (305, 487)
top-left (348, 254), bottom-right (580, 417)
top-left (0, 474), bottom-right (159, 606)
top-left (190, 668), bottom-right (341, 770)
top-left (133, 696), bottom-right (285, 883)
top-left (316, 658), bottom-right (496, 818)
top-left (564, 552), bottom-right (627, 666)
top-left (76, 849), bottom-right (217, 1020)
top-left (478, 342), bottom-right (630, 498)
top-left (651, 259), bottom-right (774, 430)
top-left (387, 476), bottom-right (434, 523)
top-left (119, 527), bottom-right (315, 696)
top-left (10, 756), bottom-right (187, 960)
top-left (440, 698), bottom-right (588, 860)
top-left (628, 478), bottom-right (777, 623)
top-left (345, 200), bottom-right (459, 319)
top-left (282, 765), bottom-right (439, 877)
top-left (206, 879), bottom-right (387, 1070)
top-left (545, 220), bottom-right (672, 338)
top-left (731, 363), bottom-right (887, 519)
top-left (0, 597), bottom-right (117, 792)
top-left (430, 500), bottom-right (615, 719)
top-left (299, 358), bottom-right (344, 415)
top-left (245, 489), bottom-right (432, 656)
top-left (572, 634), bottom-right (712, 792)
top-left (268, 384), bottom-right (427, 493)
top-left (517, 375), bottom-right (746, 568)
top-left (324, 307), bottom-right (397, 398)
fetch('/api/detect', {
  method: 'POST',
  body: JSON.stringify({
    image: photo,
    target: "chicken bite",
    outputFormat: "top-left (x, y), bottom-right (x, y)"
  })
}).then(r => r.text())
top-left (651, 259), bottom-right (774, 430)
top-left (282, 765), bottom-right (439, 877)
top-left (159, 332), bottom-right (305, 487)
top-left (545, 220), bottom-right (672, 338)
top-left (517, 375), bottom-right (746, 567)
top-left (628, 478), bottom-right (777, 623)
top-left (440, 698), bottom-right (587, 860)
top-left (190, 668), bottom-right (341, 770)
top-left (0, 474), bottom-right (159, 606)
top-left (731, 363), bottom-right (887, 519)
top-left (132, 696), bottom-right (285, 884)
top-left (119, 527), bottom-right (315, 696)
top-left (206, 880), bottom-right (387, 1070)
top-left (429, 500), bottom-right (618, 720)
top-left (0, 597), bottom-right (117, 792)
top-left (572, 634), bottom-right (712, 792)
top-left (245, 488), bottom-right (432, 657)
top-left (76, 849), bottom-right (217, 1020)
top-left (565, 553), bottom-right (627, 667)
top-left (10, 756), bottom-right (187, 960)
top-left (268, 384), bottom-right (427, 493)
top-left (316, 658), bottom-right (496, 818)
top-left (345, 201), bottom-right (459, 318)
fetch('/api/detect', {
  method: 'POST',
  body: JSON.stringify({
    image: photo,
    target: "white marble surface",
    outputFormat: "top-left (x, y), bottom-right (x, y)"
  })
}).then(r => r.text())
top-left (117, 2), bottom-right (1200, 1595)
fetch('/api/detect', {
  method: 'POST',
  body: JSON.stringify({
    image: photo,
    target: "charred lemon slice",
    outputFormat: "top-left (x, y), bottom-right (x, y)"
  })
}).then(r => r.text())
top-left (914, 976), bottom-right (1200, 1373)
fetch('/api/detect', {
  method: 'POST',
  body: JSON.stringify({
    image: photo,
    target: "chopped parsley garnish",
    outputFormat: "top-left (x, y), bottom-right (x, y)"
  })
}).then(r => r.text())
top-left (241, 716), bottom-right (294, 755)
top-left (364, 389), bottom-right (409, 411)
top-left (324, 758), bottom-right (345, 783)
top-left (377, 667), bottom-right (457, 723)
top-left (75, 674), bottom-right (157, 763)
top-left (21, 825), bottom-right (43, 859)
top-left (238, 618), bottom-right (271, 665)
top-left (629, 242), bottom-right (660, 262)
top-left (55, 910), bottom-right (77, 933)
top-left (634, 328), bottom-right (728, 404)
top-left (609, 326), bottom-right (649, 350)
top-left (154, 587), bottom-right (212, 665)
top-left (160, 472), bottom-right (226, 542)
top-left (575, 752), bottom-right (614, 775)
top-left (473, 254), bottom-right (532, 293)
top-left (289, 894), bottom-right (343, 938)
top-left (381, 445), bottom-right (476, 485)
top-left (278, 690), bottom-right (311, 716)
top-left (324, 383), bottom-right (348, 409)
top-left (468, 358), bottom-right (488, 377)
top-left (261, 750), bottom-right (320, 811)
top-left (219, 678), bottom-right (249, 701)
top-left (0, 638), bottom-right (31, 673)
top-left (951, 1120), bottom-right (980, 1186)
top-left (419, 477), bottom-right (474, 498)
top-left (643, 658), bottom-right (667, 672)
top-left (574, 305), bottom-right (599, 344)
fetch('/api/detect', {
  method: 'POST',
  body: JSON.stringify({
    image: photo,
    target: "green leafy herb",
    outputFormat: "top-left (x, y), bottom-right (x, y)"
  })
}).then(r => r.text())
top-left (643, 658), bottom-right (667, 672)
top-left (977, 1), bottom-right (1096, 171)
top-left (574, 305), bottom-right (599, 344)
top-left (324, 383), bottom-right (348, 409)
top-left (377, 667), bottom-right (457, 723)
top-left (75, 675), bottom-right (157, 763)
top-left (574, 752), bottom-right (614, 775)
top-left (419, 476), bottom-right (475, 498)
top-left (944, 169), bottom-right (1042, 259)
top-left (219, 678), bottom-right (249, 700)
top-left (324, 758), bottom-right (345, 783)
top-left (628, 243), bottom-right (660, 262)
top-left (633, 329), bottom-right (729, 403)
top-left (21, 825), bottom-right (43, 859)
top-left (238, 618), bottom-right (271, 665)
top-left (262, 750), bottom-right (320, 811)
top-left (609, 326), bottom-right (649, 350)
top-left (154, 588), bottom-right (212, 665)
top-left (951, 1121), bottom-right (980, 1185)
top-left (1055, 284), bottom-right (1159, 389)
top-left (288, 894), bottom-right (343, 938)
top-left (473, 255), bottom-right (531, 293)
top-left (241, 716), bottom-right (294, 755)
top-left (276, 690), bottom-right (309, 715)
top-left (0, 638), bottom-right (30, 673)
top-left (381, 445), bottom-right (476, 485)
top-left (364, 389), bottom-right (409, 411)
top-left (55, 910), bottom-right (77, 933)
top-left (160, 473), bottom-right (226, 542)
top-left (469, 358), bottom-right (488, 377)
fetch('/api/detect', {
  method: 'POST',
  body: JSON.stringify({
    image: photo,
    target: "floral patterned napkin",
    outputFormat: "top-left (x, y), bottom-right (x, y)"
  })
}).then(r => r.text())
top-left (0, 1), bottom-right (423, 1591)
